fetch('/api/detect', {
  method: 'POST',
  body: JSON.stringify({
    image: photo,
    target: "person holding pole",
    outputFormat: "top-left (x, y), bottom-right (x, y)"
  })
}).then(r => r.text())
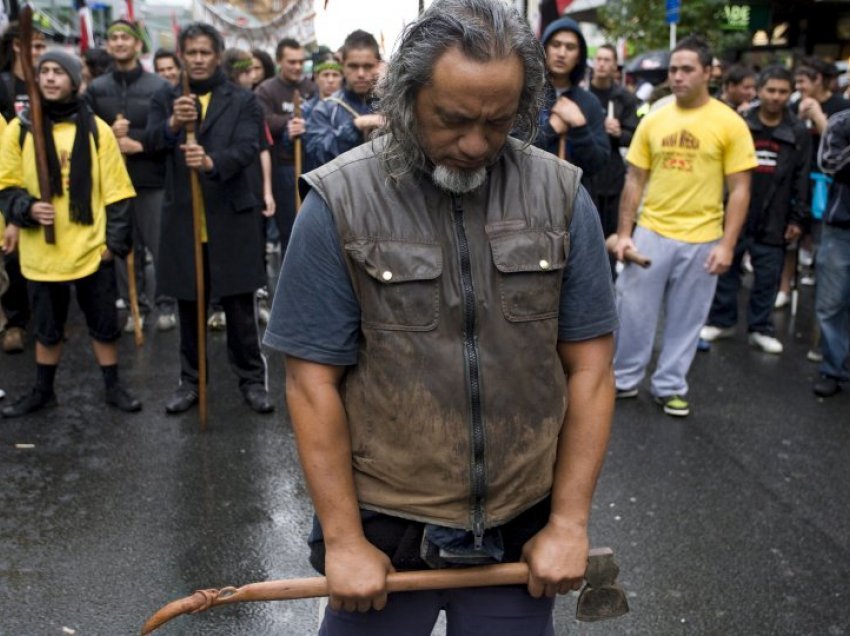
top-left (85, 19), bottom-right (176, 334)
top-left (147, 22), bottom-right (272, 416)
top-left (0, 51), bottom-right (141, 417)
top-left (611, 35), bottom-right (757, 418)
top-left (534, 17), bottom-right (608, 179)
top-left (264, 0), bottom-right (617, 631)
top-left (254, 37), bottom-right (314, 259)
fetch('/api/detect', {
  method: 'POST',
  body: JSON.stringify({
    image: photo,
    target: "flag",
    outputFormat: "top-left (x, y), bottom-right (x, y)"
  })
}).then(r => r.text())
top-left (74, 0), bottom-right (95, 53)
top-left (126, 0), bottom-right (135, 22)
top-left (537, 0), bottom-right (575, 37)
top-left (171, 11), bottom-right (181, 53)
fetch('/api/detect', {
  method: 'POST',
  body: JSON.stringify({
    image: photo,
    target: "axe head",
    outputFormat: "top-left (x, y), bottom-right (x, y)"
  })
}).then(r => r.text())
top-left (576, 547), bottom-right (630, 622)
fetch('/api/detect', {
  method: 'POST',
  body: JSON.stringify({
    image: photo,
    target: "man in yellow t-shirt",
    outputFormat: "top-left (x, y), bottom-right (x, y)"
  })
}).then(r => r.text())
top-left (0, 51), bottom-right (140, 418)
top-left (611, 36), bottom-right (757, 418)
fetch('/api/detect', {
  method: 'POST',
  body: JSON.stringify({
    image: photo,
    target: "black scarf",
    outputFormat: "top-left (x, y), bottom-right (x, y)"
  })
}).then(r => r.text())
top-left (42, 97), bottom-right (94, 225)
top-left (188, 67), bottom-right (227, 97)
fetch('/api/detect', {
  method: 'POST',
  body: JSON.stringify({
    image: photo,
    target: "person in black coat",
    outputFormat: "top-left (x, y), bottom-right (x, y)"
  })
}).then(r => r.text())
top-left (146, 22), bottom-right (273, 415)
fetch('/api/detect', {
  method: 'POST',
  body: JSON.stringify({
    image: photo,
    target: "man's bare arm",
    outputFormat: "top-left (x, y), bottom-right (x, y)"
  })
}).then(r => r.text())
top-left (705, 170), bottom-right (751, 275)
top-left (522, 334), bottom-right (615, 598)
top-left (614, 163), bottom-right (649, 261)
top-left (284, 356), bottom-right (393, 613)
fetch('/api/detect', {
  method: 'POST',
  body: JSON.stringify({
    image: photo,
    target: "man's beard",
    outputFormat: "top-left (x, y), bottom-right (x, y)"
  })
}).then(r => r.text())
top-left (431, 164), bottom-right (487, 194)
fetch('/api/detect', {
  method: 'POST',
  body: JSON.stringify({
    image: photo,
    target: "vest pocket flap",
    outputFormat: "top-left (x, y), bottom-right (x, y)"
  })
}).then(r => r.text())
top-left (345, 239), bottom-right (443, 284)
top-left (489, 230), bottom-right (569, 273)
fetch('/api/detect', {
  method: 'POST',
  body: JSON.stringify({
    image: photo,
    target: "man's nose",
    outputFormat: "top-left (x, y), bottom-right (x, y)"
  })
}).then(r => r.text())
top-left (458, 128), bottom-right (488, 160)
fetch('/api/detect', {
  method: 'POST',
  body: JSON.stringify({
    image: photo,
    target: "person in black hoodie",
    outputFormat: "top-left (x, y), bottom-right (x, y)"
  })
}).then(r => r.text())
top-left (700, 66), bottom-right (810, 355)
top-left (85, 19), bottom-right (175, 332)
top-left (534, 16), bottom-right (608, 179)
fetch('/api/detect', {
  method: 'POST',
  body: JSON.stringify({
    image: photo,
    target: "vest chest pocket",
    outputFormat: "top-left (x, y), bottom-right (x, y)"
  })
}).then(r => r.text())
top-left (489, 230), bottom-right (569, 322)
top-left (344, 239), bottom-right (442, 331)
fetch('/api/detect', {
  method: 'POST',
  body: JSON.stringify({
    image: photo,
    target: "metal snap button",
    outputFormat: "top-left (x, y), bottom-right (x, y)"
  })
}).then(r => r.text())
top-left (539, 259), bottom-right (550, 270)
top-left (382, 270), bottom-right (393, 281)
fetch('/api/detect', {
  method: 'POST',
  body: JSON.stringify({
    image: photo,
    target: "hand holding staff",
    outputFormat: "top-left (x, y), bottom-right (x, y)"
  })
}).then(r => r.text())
top-left (605, 234), bottom-right (651, 268)
top-left (19, 5), bottom-right (55, 245)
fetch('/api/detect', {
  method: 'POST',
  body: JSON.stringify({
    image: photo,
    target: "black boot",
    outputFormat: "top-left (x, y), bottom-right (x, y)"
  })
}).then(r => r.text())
top-left (1, 387), bottom-right (56, 418)
top-left (105, 383), bottom-right (142, 412)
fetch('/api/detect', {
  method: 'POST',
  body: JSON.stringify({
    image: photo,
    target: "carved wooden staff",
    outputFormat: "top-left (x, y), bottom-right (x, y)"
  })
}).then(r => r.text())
top-left (116, 112), bottom-right (144, 347)
top-left (181, 71), bottom-right (208, 431)
top-left (293, 89), bottom-right (302, 210)
top-left (19, 5), bottom-right (55, 245)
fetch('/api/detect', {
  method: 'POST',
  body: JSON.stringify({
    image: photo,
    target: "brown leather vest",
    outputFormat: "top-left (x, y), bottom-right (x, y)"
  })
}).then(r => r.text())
top-left (303, 136), bottom-right (581, 535)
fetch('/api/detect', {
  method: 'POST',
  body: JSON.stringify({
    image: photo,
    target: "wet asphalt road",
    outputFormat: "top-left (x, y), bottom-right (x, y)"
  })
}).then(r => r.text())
top-left (1, 280), bottom-right (849, 636)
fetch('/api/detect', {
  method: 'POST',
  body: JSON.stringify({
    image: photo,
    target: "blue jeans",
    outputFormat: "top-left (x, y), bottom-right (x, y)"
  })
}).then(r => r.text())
top-left (318, 586), bottom-right (555, 635)
top-left (707, 236), bottom-right (784, 335)
top-left (815, 224), bottom-right (850, 381)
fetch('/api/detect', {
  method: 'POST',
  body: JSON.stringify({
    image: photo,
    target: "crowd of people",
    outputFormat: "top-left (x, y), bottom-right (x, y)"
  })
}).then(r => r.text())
top-left (1, 0), bottom-right (849, 631)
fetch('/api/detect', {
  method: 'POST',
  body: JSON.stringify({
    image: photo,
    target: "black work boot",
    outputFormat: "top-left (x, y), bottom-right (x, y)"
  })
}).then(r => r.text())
top-left (1, 387), bottom-right (56, 418)
top-left (105, 383), bottom-right (142, 412)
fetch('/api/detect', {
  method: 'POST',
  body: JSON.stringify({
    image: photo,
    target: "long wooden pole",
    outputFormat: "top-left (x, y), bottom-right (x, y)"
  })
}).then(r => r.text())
top-left (181, 72), bottom-right (207, 432)
top-left (116, 113), bottom-right (144, 347)
top-left (292, 89), bottom-right (302, 211)
top-left (19, 5), bottom-right (55, 245)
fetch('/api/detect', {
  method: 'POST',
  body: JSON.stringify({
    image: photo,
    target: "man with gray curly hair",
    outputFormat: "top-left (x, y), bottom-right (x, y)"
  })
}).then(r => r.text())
top-left (264, 0), bottom-right (617, 632)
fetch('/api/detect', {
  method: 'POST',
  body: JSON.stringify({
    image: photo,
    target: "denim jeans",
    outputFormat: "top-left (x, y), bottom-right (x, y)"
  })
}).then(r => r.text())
top-left (815, 224), bottom-right (850, 381)
top-left (707, 236), bottom-right (785, 335)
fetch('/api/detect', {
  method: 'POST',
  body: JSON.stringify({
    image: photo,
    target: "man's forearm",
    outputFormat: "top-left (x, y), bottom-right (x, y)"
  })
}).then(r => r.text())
top-left (617, 173), bottom-right (642, 236)
top-left (548, 337), bottom-right (615, 531)
top-left (285, 362), bottom-right (364, 546)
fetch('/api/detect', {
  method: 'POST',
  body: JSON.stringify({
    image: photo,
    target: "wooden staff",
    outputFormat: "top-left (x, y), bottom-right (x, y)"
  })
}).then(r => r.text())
top-left (293, 89), bottom-right (302, 210)
top-left (116, 112), bottom-right (144, 347)
top-left (181, 71), bottom-right (207, 432)
top-left (19, 6), bottom-right (55, 245)
top-left (557, 134), bottom-right (567, 161)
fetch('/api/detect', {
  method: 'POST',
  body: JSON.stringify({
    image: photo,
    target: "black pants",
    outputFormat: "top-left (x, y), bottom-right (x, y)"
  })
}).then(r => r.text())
top-left (272, 164), bottom-right (297, 262)
top-left (176, 249), bottom-right (266, 390)
top-left (2, 251), bottom-right (30, 330)
top-left (593, 191), bottom-right (621, 278)
top-left (28, 261), bottom-right (120, 346)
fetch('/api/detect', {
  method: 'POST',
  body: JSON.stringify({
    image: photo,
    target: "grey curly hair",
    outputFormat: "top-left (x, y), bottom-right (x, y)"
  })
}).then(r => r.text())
top-left (376, 0), bottom-right (545, 181)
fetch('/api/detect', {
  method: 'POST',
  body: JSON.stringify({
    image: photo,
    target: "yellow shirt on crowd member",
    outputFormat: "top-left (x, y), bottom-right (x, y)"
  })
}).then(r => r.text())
top-left (0, 113), bottom-right (6, 236)
top-left (626, 98), bottom-right (757, 243)
top-left (0, 116), bottom-right (135, 282)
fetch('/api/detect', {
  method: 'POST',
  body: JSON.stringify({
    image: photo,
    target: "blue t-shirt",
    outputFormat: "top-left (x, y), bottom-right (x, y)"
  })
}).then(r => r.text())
top-left (263, 185), bottom-right (618, 363)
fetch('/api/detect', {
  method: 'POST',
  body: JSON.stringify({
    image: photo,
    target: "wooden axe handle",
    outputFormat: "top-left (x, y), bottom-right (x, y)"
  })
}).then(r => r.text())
top-left (141, 549), bottom-right (618, 634)
top-left (605, 234), bottom-right (651, 268)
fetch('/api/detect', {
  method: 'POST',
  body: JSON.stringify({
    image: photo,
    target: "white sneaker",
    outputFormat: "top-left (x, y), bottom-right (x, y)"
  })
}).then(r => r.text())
top-left (0, 388), bottom-right (5, 399)
top-left (748, 332), bottom-right (783, 354)
top-left (699, 325), bottom-right (736, 341)
top-left (123, 314), bottom-right (144, 333)
top-left (156, 313), bottom-right (177, 332)
top-left (773, 291), bottom-right (790, 309)
top-left (116, 298), bottom-right (128, 310)
top-left (807, 349), bottom-right (823, 363)
top-left (800, 274), bottom-right (816, 286)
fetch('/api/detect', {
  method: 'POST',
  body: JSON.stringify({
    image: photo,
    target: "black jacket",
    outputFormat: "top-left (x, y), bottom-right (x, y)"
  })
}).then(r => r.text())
top-left (85, 65), bottom-right (171, 190)
top-left (745, 109), bottom-right (811, 246)
top-left (146, 81), bottom-right (265, 299)
top-left (588, 83), bottom-right (639, 196)
top-left (819, 109), bottom-right (850, 228)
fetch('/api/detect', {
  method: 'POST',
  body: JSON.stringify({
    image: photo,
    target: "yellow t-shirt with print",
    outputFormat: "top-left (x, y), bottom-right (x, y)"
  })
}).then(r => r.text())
top-left (626, 98), bottom-right (758, 243)
top-left (0, 116), bottom-right (136, 282)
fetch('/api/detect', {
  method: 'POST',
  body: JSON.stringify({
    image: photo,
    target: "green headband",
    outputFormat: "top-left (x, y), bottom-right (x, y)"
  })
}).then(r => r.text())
top-left (107, 23), bottom-right (140, 40)
top-left (231, 58), bottom-right (253, 72)
top-left (315, 60), bottom-right (342, 74)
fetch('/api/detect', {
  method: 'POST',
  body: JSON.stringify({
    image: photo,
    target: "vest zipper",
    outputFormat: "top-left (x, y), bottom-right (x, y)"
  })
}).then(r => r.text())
top-left (451, 194), bottom-right (486, 550)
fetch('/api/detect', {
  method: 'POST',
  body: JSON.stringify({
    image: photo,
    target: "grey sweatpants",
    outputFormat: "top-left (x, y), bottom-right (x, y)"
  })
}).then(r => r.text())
top-left (614, 226), bottom-right (718, 397)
